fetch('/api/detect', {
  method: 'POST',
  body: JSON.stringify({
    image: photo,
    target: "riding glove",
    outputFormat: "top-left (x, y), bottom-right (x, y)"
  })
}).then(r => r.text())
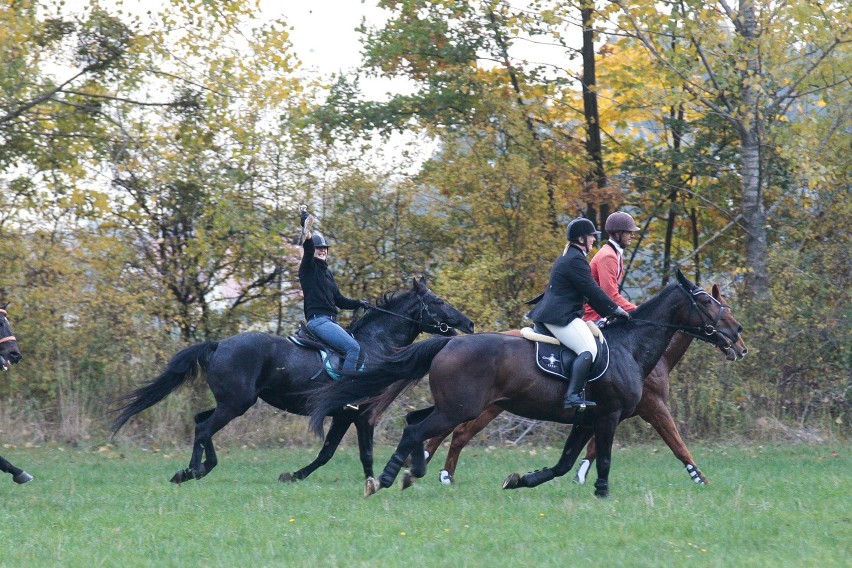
top-left (612, 306), bottom-right (632, 321)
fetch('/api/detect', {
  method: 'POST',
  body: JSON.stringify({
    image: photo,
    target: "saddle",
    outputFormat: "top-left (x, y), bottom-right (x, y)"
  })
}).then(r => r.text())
top-left (288, 322), bottom-right (365, 380)
top-left (520, 322), bottom-right (606, 382)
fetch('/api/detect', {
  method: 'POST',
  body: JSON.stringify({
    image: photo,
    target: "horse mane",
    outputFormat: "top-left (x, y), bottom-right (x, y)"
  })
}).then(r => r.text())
top-left (602, 282), bottom-right (681, 338)
top-left (349, 288), bottom-right (414, 332)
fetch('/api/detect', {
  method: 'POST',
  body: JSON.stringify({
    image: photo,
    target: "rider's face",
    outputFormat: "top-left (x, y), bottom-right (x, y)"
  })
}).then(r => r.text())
top-left (614, 231), bottom-right (635, 248)
top-left (314, 247), bottom-right (328, 260)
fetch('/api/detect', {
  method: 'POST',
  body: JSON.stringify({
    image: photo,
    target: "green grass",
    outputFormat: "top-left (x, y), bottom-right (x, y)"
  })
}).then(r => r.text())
top-left (0, 443), bottom-right (848, 567)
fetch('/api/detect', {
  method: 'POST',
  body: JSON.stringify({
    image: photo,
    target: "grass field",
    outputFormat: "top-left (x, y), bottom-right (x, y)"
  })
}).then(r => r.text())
top-left (0, 442), bottom-right (848, 567)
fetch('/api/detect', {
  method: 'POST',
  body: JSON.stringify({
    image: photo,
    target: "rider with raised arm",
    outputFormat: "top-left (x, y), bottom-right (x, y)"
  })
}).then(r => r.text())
top-left (298, 209), bottom-right (370, 373)
top-left (527, 217), bottom-right (631, 408)
top-left (583, 211), bottom-right (641, 322)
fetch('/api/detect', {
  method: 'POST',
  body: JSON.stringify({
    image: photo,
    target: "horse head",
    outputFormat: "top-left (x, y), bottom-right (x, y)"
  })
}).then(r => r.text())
top-left (674, 270), bottom-right (745, 357)
top-left (412, 277), bottom-right (475, 336)
top-left (708, 283), bottom-right (748, 361)
top-left (0, 304), bottom-right (22, 371)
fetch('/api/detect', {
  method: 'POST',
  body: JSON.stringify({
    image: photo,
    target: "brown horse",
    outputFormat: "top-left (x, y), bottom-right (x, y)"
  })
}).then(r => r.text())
top-left (423, 292), bottom-right (748, 486)
top-left (0, 305), bottom-right (30, 484)
top-left (309, 270), bottom-right (744, 498)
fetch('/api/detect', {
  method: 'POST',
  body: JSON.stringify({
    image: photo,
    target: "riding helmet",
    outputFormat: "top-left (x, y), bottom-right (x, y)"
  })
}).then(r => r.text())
top-left (312, 233), bottom-right (330, 248)
top-left (566, 217), bottom-right (601, 242)
top-left (605, 211), bottom-right (641, 233)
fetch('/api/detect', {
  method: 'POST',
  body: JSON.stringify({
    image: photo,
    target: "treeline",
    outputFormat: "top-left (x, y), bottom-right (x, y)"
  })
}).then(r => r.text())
top-left (0, 1), bottom-right (848, 445)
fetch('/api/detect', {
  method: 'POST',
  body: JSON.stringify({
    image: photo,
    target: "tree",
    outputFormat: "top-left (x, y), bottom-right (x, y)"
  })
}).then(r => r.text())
top-left (609, 0), bottom-right (851, 301)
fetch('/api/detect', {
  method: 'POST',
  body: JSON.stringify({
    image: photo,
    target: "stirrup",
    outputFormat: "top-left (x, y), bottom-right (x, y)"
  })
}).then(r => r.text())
top-left (564, 395), bottom-right (596, 409)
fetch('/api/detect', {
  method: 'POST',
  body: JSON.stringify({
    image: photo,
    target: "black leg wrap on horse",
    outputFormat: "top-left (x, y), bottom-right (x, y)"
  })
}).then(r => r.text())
top-left (594, 478), bottom-right (609, 498)
top-left (564, 351), bottom-right (596, 408)
top-left (380, 453), bottom-right (407, 488)
top-left (523, 468), bottom-right (556, 488)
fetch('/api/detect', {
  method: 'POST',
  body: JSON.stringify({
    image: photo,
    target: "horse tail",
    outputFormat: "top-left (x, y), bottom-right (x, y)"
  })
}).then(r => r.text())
top-left (308, 336), bottom-right (453, 436)
top-left (110, 341), bottom-right (219, 434)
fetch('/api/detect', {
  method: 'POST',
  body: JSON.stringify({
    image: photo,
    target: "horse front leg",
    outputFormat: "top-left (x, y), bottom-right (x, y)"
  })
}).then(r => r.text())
top-left (279, 414), bottom-right (354, 482)
top-left (1, 454), bottom-right (33, 484)
top-left (591, 412), bottom-right (621, 498)
top-left (503, 424), bottom-right (593, 490)
top-left (641, 401), bottom-right (707, 485)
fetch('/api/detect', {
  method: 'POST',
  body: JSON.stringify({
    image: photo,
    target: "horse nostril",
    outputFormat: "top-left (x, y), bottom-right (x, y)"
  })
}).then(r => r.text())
top-left (741, 348), bottom-right (748, 356)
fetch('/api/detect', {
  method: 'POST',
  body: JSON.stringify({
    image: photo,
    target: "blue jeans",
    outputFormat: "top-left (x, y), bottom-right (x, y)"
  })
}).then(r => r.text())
top-left (306, 316), bottom-right (361, 371)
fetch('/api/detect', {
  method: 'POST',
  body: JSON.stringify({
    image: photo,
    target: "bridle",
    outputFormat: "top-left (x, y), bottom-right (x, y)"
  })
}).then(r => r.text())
top-left (0, 309), bottom-right (16, 345)
top-left (365, 291), bottom-right (452, 334)
top-left (630, 285), bottom-right (737, 348)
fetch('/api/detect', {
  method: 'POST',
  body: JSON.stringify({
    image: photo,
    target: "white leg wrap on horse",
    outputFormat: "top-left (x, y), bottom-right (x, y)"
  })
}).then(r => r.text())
top-left (685, 463), bottom-right (704, 484)
top-left (439, 470), bottom-right (452, 485)
top-left (575, 459), bottom-right (591, 484)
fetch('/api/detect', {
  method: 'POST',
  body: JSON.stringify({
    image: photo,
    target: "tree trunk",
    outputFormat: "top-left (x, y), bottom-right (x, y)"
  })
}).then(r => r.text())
top-left (581, 3), bottom-right (607, 230)
top-left (738, 0), bottom-right (770, 301)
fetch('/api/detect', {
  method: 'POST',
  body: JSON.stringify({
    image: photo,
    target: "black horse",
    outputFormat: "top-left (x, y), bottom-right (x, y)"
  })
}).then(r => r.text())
top-left (0, 305), bottom-right (30, 484)
top-left (309, 270), bottom-right (743, 497)
top-left (111, 278), bottom-right (474, 483)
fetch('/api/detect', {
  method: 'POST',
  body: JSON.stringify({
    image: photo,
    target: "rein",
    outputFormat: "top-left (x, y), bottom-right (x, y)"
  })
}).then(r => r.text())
top-left (627, 286), bottom-right (734, 345)
top-left (365, 294), bottom-right (452, 334)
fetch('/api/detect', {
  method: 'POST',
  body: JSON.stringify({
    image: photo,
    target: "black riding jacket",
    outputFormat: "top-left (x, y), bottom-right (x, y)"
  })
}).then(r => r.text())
top-left (527, 244), bottom-right (619, 326)
top-left (299, 237), bottom-right (361, 320)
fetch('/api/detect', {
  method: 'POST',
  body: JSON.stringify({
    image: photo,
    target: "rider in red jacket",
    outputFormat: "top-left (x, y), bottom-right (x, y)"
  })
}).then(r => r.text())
top-left (583, 211), bottom-right (641, 322)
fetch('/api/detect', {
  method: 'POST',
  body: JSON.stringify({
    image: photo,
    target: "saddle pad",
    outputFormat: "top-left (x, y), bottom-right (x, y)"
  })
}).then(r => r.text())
top-left (535, 342), bottom-right (570, 379)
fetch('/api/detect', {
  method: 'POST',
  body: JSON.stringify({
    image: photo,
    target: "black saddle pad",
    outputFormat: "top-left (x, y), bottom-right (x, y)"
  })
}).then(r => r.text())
top-left (534, 342), bottom-right (576, 380)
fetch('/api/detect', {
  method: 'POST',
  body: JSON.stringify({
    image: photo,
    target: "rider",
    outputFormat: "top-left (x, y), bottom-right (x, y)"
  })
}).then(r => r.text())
top-left (298, 210), bottom-right (370, 372)
top-left (527, 217), bottom-right (631, 409)
top-left (583, 211), bottom-right (641, 322)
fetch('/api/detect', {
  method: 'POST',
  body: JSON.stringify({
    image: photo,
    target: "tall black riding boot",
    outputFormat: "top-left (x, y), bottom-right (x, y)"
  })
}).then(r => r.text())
top-left (563, 351), bottom-right (596, 409)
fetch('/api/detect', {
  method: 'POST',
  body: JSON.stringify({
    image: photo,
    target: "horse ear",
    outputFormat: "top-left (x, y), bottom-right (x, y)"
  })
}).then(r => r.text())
top-left (675, 268), bottom-right (692, 289)
top-left (412, 276), bottom-right (426, 291)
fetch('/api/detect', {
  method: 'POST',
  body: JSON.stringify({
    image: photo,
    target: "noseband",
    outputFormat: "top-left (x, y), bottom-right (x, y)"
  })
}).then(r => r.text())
top-left (0, 309), bottom-right (16, 345)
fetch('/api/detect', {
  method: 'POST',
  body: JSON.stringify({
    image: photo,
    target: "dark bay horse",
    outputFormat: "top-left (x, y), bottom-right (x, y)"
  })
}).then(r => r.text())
top-left (423, 287), bottom-right (747, 486)
top-left (110, 278), bottom-right (474, 483)
top-left (308, 270), bottom-right (743, 497)
top-left (0, 305), bottom-right (30, 485)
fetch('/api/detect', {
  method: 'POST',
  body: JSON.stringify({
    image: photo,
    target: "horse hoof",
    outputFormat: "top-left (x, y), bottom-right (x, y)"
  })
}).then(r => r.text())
top-left (594, 489), bottom-right (610, 498)
top-left (278, 472), bottom-right (297, 483)
top-left (439, 470), bottom-right (453, 485)
top-left (502, 472), bottom-right (521, 490)
top-left (364, 477), bottom-right (380, 497)
top-left (401, 470), bottom-right (414, 490)
top-left (170, 469), bottom-right (192, 484)
top-left (13, 471), bottom-right (33, 484)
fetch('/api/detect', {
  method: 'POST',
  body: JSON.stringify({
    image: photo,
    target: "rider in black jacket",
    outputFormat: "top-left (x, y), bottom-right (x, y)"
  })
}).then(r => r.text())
top-left (528, 218), bottom-right (631, 408)
top-left (298, 210), bottom-right (369, 372)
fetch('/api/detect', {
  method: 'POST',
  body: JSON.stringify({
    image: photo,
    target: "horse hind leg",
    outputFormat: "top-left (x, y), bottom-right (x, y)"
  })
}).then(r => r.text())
top-left (440, 405), bottom-right (504, 485)
top-left (573, 437), bottom-right (597, 485)
top-left (171, 406), bottom-right (240, 484)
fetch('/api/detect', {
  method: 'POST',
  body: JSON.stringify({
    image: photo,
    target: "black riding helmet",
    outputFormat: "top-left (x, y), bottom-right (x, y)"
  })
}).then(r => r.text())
top-left (312, 233), bottom-right (330, 248)
top-left (566, 217), bottom-right (601, 242)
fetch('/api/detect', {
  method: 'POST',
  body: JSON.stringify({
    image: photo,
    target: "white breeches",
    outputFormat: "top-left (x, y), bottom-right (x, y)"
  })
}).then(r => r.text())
top-left (545, 318), bottom-right (598, 360)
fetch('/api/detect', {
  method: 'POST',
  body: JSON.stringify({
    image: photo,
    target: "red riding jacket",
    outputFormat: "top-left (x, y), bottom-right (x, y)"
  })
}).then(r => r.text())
top-left (583, 241), bottom-right (636, 321)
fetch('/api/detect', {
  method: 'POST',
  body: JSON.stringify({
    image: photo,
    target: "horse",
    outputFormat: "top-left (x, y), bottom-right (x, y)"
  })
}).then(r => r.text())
top-left (308, 270), bottom-right (743, 497)
top-left (110, 278), bottom-right (474, 484)
top-left (0, 305), bottom-right (30, 485)
top-left (422, 286), bottom-right (748, 486)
